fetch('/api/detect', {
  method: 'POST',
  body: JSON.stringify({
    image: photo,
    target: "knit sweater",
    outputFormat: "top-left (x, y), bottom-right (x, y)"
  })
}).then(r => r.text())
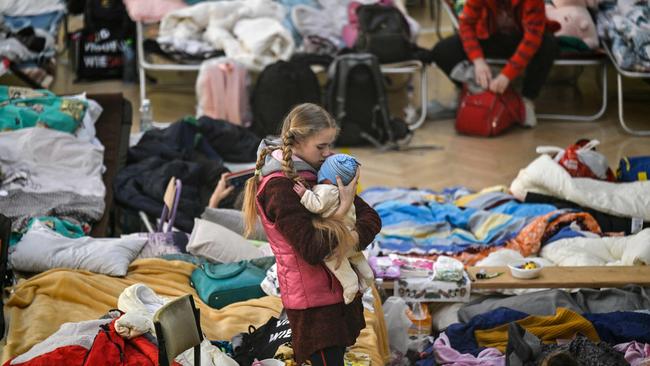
top-left (258, 176), bottom-right (381, 362)
top-left (459, 0), bottom-right (557, 80)
top-left (474, 307), bottom-right (600, 352)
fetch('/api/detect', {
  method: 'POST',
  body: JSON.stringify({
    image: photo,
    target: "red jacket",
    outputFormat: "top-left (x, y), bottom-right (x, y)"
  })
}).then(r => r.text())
top-left (4, 319), bottom-right (181, 366)
top-left (459, 0), bottom-right (559, 80)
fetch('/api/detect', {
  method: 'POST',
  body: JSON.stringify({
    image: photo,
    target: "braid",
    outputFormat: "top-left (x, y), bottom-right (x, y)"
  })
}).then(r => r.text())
top-left (242, 146), bottom-right (279, 238)
top-left (281, 132), bottom-right (300, 182)
top-left (255, 147), bottom-right (273, 178)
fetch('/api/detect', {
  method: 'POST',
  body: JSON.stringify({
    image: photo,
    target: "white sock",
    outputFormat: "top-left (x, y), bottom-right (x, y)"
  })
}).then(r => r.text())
top-left (522, 97), bottom-right (537, 127)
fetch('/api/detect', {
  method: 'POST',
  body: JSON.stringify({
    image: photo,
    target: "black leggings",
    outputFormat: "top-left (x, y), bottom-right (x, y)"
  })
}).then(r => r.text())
top-left (309, 346), bottom-right (346, 366)
top-left (431, 32), bottom-right (559, 99)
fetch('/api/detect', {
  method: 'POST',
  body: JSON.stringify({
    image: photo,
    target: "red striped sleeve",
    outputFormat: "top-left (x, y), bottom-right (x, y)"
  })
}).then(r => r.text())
top-left (459, 0), bottom-right (486, 61)
top-left (502, 0), bottom-right (547, 80)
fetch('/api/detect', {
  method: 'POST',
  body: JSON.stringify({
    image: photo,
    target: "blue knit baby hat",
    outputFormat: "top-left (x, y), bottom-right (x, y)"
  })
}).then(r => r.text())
top-left (317, 154), bottom-right (360, 185)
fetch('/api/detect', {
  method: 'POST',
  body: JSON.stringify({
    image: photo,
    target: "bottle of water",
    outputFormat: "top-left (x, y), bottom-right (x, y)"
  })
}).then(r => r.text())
top-left (140, 100), bottom-right (153, 132)
top-left (122, 39), bottom-right (136, 83)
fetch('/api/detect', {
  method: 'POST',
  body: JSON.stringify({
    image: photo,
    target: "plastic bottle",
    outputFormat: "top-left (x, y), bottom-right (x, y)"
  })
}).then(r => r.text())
top-left (122, 39), bottom-right (136, 83)
top-left (406, 303), bottom-right (432, 352)
top-left (140, 100), bottom-right (153, 132)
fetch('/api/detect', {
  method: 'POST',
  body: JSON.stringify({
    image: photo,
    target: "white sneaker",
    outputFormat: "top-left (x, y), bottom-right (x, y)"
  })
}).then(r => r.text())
top-left (522, 97), bottom-right (537, 127)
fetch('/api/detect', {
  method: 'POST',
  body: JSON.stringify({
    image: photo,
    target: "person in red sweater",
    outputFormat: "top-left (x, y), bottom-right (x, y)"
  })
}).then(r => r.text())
top-left (431, 0), bottom-right (559, 126)
top-left (241, 103), bottom-right (381, 366)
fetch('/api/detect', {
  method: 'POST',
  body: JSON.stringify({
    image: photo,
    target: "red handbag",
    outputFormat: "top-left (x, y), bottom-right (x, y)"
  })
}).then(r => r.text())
top-left (455, 87), bottom-right (525, 137)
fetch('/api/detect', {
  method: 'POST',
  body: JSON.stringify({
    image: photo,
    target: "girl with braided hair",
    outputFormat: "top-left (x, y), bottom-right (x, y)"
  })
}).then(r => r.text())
top-left (242, 103), bottom-right (381, 366)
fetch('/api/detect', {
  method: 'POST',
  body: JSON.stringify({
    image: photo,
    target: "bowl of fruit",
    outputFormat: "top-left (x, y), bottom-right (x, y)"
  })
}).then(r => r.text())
top-left (508, 259), bottom-right (543, 279)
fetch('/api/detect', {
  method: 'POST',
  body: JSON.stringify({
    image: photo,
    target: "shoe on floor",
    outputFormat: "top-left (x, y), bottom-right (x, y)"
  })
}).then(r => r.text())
top-left (522, 97), bottom-right (538, 127)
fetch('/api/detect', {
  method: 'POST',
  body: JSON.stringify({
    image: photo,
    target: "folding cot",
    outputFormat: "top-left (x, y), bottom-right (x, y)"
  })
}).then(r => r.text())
top-left (603, 42), bottom-right (650, 136)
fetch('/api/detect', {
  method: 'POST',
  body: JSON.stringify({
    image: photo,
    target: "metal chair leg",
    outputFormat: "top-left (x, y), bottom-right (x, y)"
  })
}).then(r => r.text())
top-left (617, 72), bottom-right (650, 136)
top-left (435, 0), bottom-right (443, 39)
top-left (537, 62), bottom-right (608, 122)
top-left (136, 21), bottom-right (147, 109)
top-left (409, 65), bottom-right (428, 131)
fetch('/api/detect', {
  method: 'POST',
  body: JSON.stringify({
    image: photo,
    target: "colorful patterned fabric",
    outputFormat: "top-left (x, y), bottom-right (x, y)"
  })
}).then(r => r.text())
top-left (0, 86), bottom-right (86, 133)
top-left (507, 209), bottom-right (602, 257)
top-left (375, 201), bottom-right (527, 254)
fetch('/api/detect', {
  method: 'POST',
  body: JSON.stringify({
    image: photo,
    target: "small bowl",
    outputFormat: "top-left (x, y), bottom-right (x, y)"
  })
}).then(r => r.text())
top-left (508, 259), bottom-right (544, 279)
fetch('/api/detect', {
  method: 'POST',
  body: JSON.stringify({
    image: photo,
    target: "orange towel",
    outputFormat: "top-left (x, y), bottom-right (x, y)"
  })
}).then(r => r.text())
top-left (474, 307), bottom-right (600, 352)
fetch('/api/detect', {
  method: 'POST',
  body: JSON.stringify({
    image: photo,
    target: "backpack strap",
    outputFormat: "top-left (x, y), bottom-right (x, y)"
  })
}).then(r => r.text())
top-left (365, 55), bottom-right (395, 143)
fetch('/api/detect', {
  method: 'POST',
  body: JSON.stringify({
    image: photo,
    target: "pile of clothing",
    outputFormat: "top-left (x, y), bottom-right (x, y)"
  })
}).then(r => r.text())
top-left (598, 0), bottom-right (650, 71)
top-left (416, 286), bottom-right (650, 365)
top-left (114, 117), bottom-right (260, 232)
top-left (0, 0), bottom-right (65, 87)
top-left (157, 0), bottom-right (295, 71)
top-left (145, 0), bottom-right (419, 68)
top-left (0, 86), bottom-right (105, 233)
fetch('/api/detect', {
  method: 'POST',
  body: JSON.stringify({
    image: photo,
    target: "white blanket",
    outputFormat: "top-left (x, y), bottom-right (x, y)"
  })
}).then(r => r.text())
top-left (540, 229), bottom-right (650, 266)
top-left (159, 0), bottom-right (293, 70)
top-left (510, 155), bottom-right (650, 221)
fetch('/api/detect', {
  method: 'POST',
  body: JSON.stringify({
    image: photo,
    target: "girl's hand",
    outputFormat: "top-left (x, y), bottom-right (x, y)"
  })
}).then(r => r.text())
top-left (208, 173), bottom-right (235, 208)
top-left (473, 58), bottom-right (492, 89)
top-left (489, 73), bottom-right (510, 94)
top-left (293, 181), bottom-right (307, 198)
top-left (334, 168), bottom-right (360, 218)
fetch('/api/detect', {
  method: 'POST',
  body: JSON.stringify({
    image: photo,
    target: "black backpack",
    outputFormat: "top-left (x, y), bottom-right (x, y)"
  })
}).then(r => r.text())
top-left (84, 0), bottom-right (134, 36)
top-left (232, 313), bottom-right (292, 366)
top-left (71, 0), bottom-right (134, 81)
top-left (326, 53), bottom-right (410, 148)
top-left (251, 57), bottom-right (326, 137)
top-left (355, 4), bottom-right (413, 64)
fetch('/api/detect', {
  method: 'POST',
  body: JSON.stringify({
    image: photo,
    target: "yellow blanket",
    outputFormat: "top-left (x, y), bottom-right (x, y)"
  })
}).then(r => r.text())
top-left (2, 259), bottom-right (390, 366)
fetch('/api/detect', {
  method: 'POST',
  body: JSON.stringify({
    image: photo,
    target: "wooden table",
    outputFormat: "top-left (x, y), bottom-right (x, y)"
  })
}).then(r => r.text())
top-left (379, 266), bottom-right (650, 290)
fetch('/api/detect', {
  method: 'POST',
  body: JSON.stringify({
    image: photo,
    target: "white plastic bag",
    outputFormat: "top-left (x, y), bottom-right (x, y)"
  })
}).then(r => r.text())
top-left (383, 296), bottom-right (412, 355)
top-left (433, 256), bottom-right (464, 281)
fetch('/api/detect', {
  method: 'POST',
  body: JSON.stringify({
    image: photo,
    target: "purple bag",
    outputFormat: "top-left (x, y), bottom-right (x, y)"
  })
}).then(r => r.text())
top-left (136, 178), bottom-right (189, 258)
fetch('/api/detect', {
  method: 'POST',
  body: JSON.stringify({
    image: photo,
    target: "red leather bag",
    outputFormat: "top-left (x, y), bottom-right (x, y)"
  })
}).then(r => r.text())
top-left (455, 87), bottom-right (525, 137)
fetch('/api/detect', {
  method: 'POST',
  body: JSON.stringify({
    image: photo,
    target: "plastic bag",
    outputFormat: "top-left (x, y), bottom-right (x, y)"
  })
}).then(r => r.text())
top-left (536, 139), bottom-right (615, 181)
top-left (382, 296), bottom-right (412, 355)
top-left (433, 256), bottom-right (464, 281)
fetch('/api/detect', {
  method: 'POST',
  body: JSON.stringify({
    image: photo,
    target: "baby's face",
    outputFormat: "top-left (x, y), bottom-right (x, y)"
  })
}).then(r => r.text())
top-left (321, 179), bottom-right (333, 185)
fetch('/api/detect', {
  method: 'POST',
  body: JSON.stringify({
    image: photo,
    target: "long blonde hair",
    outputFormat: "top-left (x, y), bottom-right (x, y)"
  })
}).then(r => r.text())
top-left (242, 103), bottom-right (354, 265)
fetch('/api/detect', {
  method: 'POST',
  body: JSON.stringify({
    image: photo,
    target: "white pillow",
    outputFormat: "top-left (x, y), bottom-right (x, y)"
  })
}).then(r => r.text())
top-left (187, 218), bottom-right (265, 263)
top-left (10, 221), bottom-right (146, 276)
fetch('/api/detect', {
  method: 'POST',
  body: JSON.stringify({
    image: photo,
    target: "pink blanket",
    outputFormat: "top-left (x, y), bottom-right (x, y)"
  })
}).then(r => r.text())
top-left (123, 0), bottom-right (186, 23)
